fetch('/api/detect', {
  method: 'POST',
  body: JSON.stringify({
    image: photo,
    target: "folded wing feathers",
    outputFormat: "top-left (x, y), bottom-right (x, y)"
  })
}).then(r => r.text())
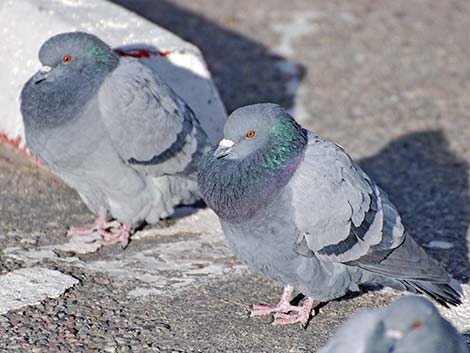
top-left (98, 58), bottom-right (207, 177)
top-left (299, 139), bottom-right (403, 263)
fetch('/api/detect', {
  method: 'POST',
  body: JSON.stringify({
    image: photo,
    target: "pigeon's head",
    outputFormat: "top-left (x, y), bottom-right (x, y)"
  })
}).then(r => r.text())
top-left (20, 32), bottom-right (120, 129)
top-left (213, 103), bottom-right (307, 165)
top-left (381, 296), bottom-right (440, 341)
top-left (33, 32), bottom-right (119, 85)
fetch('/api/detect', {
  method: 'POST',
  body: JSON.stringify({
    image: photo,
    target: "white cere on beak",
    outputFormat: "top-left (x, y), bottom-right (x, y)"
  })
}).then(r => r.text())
top-left (218, 138), bottom-right (235, 149)
top-left (385, 329), bottom-right (404, 340)
top-left (41, 65), bottom-right (52, 73)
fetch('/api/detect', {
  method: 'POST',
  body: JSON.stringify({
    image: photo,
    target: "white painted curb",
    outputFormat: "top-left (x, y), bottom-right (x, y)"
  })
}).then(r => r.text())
top-left (0, 0), bottom-right (226, 149)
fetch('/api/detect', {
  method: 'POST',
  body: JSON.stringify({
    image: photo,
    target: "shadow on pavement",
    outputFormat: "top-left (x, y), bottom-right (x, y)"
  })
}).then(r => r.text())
top-left (360, 130), bottom-right (470, 282)
top-left (110, 0), bottom-right (304, 113)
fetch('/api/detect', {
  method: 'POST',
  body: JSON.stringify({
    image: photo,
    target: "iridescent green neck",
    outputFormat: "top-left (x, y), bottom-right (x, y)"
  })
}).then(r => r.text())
top-left (262, 118), bottom-right (307, 169)
top-left (86, 43), bottom-right (119, 66)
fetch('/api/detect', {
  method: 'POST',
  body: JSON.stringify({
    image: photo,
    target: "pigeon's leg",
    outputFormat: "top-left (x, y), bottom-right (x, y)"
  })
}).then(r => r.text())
top-left (99, 224), bottom-right (131, 248)
top-left (250, 285), bottom-right (298, 317)
top-left (272, 296), bottom-right (316, 327)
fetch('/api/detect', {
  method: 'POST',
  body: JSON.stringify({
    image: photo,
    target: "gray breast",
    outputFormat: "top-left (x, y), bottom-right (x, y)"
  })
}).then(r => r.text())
top-left (221, 188), bottom-right (359, 301)
top-left (221, 190), bottom-right (299, 282)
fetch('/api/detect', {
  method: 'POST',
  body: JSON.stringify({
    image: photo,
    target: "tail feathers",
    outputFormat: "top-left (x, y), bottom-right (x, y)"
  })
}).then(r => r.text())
top-left (356, 234), bottom-right (463, 307)
top-left (402, 279), bottom-right (462, 307)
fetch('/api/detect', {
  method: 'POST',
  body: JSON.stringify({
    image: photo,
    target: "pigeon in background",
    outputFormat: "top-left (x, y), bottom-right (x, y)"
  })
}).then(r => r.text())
top-left (198, 103), bottom-right (462, 326)
top-left (21, 32), bottom-right (211, 247)
top-left (317, 296), bottom-right (469, 353)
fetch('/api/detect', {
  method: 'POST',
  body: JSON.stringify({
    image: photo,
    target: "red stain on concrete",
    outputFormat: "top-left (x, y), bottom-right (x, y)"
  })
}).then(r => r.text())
top-left (0, 132), bottom-right (22, 149)
top-left (0, 132), bottom-right (29, 154)
top-left (113, 48), bottom-right (172, 59)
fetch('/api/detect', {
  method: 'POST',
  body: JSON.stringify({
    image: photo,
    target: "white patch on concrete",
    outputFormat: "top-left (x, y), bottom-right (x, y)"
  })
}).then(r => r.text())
top-left (4, 233), bottom-right (103, 262)
top-left (55, 232), bottom-right (102, 254)
top-left (438, 283), bottom-right (470, 333)
top-left (133, 207), bottom-right (223, 240)
top-left (425, 240), bottom-right (454, 249)
top-left (0, 267), bottom-right (79, 314)
top-left (0, 0), bottom-right (226, 147)
top-left (271, 11), bottom-right (321, 57)
top-left (87, 226), bottom-right (246, 297)
top-left (3, 209), bottom-right (247, 298)
top-left (271, 11), bottom-right (321, 123)
top-left (3, 247), bottom-right (84, 267)
top-left (285, 84), bottom-right (310, 123)
top-left (127, 287), bottom-right (163, 298)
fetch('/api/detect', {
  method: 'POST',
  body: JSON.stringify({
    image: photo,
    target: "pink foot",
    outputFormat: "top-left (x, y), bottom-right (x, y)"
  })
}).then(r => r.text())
top-left (99, 224), bottom-right (130, 248)
top-left (250, 285), bottom-right (296, 317)
top-left (272, 297), bottom-right (315, 327)
top-left (68, 215), bottom-right (130, 248)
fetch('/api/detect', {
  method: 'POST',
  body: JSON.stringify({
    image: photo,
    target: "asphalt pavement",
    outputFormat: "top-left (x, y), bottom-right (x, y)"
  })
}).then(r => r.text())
top-left (1, 0), bottom-right (469, 351)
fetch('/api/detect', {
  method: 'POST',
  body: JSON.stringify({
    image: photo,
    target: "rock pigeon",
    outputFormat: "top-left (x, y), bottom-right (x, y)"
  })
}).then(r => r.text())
top-left (197, 103), bottom-right (462, 326)
top-left (20, 32), bottom-right (212, 247)
top-left (317, 296), bottom-right (469, 353)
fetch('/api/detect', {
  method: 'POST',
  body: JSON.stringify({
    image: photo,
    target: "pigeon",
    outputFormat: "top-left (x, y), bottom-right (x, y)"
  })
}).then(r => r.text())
top-left (317, 296), bottom-right (469, 353)
top-left (197, 103), bottom-right (462, 326)
top-left (20, 32), bottom-right (212, 247)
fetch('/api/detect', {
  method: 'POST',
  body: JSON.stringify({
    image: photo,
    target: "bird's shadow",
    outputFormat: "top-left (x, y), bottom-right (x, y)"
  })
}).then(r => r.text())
top-left (110, 0), bottom-right (304, 113)
top-left (111, 1), bottom-right (469, 284)
top-left (359, 130), bottom-right (470, 282)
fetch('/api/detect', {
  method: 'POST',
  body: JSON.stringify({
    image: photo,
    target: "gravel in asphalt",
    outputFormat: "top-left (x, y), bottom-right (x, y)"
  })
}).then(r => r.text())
top-left (1, 0), bottom-right (469, 351)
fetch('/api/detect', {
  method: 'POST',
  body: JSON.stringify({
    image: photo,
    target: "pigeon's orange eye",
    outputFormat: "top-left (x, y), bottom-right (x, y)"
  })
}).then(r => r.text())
top-left (246, 130), bottom-right (256, 139)
top-left (63, 55), bottom-right (73, 63)
top-left (412, 321), bottom-right (422, 329)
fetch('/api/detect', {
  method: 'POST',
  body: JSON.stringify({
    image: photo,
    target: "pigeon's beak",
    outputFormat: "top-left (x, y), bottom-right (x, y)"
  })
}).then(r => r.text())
top-left (214, 138), bottom-right (235, 159)
top-left (34, 66), bottom-right (52, 84)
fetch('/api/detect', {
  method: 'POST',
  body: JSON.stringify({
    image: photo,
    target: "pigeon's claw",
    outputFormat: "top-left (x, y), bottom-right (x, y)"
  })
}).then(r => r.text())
top-left (68, 215), bottom-right (130, 248)
top-left (251, 302), bottom-right (301, 317)
top-left (272, 297), bottom-right (315, 328)
top-left (250, 285), bottom-right (295, 317)
top-left (99, 224), bottom-right (131, 248)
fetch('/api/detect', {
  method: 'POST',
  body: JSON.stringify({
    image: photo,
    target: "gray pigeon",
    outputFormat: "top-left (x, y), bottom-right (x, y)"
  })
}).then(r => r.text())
top-left (317, 296), bottom-right (469, 353)
top-left (20, 32), bottom-right (211, 247)
top-left (197, 103), bottom-right (462, 326)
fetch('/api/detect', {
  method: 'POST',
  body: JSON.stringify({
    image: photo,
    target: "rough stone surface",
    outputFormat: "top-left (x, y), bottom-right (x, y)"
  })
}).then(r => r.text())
top-left (0, 267), bottom-right (79, 315)
top-left (1, 0), bottom-right (470, 352)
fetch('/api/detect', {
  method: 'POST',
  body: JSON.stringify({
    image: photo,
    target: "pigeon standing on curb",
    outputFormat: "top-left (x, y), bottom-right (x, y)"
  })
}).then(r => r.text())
top-left (197, 103), bottom-right (462, 327)
top-left (317, 296), bottom-right (469, 353)
top-left (21, 32), bottom-right (212, 247)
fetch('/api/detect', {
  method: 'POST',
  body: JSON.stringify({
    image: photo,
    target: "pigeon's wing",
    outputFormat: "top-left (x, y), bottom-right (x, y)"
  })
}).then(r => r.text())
top-left (98, 58), bottom-right (207, 177)
top-left (292, 134), bottom-right (406, 264)
top-left (292, 134), bottom-right (462, 304)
